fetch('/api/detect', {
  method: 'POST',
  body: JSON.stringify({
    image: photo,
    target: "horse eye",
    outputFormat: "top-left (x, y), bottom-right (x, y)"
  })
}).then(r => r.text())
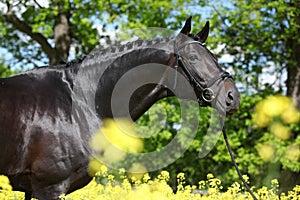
top-left (189, 55), bottom-right (199, 61)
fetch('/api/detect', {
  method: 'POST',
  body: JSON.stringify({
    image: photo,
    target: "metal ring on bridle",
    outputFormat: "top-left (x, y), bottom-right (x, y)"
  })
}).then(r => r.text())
top-left (201, 87), bottom-right (215, 102)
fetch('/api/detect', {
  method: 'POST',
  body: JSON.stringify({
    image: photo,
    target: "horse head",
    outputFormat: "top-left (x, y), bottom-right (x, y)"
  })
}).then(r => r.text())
top-left (174, 16), bottom-right (240, 115)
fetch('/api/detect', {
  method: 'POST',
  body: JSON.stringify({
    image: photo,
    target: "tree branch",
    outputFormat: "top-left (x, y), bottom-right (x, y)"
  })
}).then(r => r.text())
top-left (33, 0), bottom-right (44, 9)
top-left (3, 7), bottom-right (56, 62)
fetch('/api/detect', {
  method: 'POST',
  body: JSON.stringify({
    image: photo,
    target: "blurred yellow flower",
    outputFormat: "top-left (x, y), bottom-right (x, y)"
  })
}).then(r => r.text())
top-left (103, 144), bottom-right (127, 163)
top-left (101, 118), bottom-right (144, 153)
top-left (89, 130), bottom-right (110, 152)
top-left (269, 122), bottom-right (291, 140)
top-left (252, 112), bottom-right (270, 128)
top-left (281, 106), bottom-right (300, 124)
top-left (88, 157), bottom-right (105, 177)
top-left (89, 118), bottom-right (144, 166)
top-left (285, 145), bottom-right (300, 161)
top-left (128, 163), bottom-right (148, 181)
top-left (257, 144), bottom-right (274, 162)
top-left (271, 179), bottom-right (279, 187)
top-left (263, 95), bottom-right (291, 118)
top-left (119, 168), bottom-right (126, 175)
top-left (253, 95), bottom-right (299, 128)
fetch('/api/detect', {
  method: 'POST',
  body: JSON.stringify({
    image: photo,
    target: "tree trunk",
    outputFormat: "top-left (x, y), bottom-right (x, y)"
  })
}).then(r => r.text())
top-left (279, 45), bottom-right (300, 192)
top-left (286, 1), bottom-right (300, 110)
top-left (51, 2), bottom-right (72, 65)
top-left (286, 49), bottom-right (300, 110)
top-left (279, 2), bottom-right (300, 192)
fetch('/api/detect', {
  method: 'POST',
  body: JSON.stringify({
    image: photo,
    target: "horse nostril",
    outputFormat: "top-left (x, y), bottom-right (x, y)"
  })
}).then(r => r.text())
top-left (226, 91), bottom-right (234, 106)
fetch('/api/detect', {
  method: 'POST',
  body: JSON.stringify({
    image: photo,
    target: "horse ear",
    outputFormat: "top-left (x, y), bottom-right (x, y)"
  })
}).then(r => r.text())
top-left (197, 21), bottom-right (209, 43)
top-left (180, 16), bottom-right (192, 35)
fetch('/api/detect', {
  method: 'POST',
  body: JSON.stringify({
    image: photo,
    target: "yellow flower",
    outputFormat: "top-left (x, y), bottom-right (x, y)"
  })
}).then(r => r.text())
top-left (157, 171), bottom-right (170, 181)
top-left (177, 172), bottom-right (185, 181)
top-left (102, 144), bottom-right (127, 163)
top-left (90, 118), bottom-right (144, 155)
top-left (58, 171), bottom-right (300, 199)
top-left (142, 173), bottom-right (151, 183)
top-left (89, 118), bottom-right (144, 167)
top-left (0, 175), bottom-right (12, 191)
top-left (253, 95), bottom-right (299, 128)
top-left (122, 178), bottom-right (132, 191)
top-left (269, 122), bottom-right (291, 140)
top-left (257, 144), bottom-right (274, 161)
top-left (89, 130), bottom-right (110, 152)
top-left (108, 174), bottom-right (115, 182)
top-left (198, 180), bottom-right (206, 190)
top-left (88, 157), bottom-right (105, 177)
top-left (242, 175), bottom-right (250, 184)
top-left (119, 168), bottom-right (126, 175)
top-left (252, 112), bottom-right (270, 128)
top-left (281, 106), bottom-right (300, 124)
top-left (128, 163), bottom-right (148, 181)
top-left (271, 179), bottom-right (279, 187)
top-left (285, 145), bottom-right (300, 161)
top-left (206, 173), bottom-right (214, 180)
top-left (262, 95), bottom-right (291, 118)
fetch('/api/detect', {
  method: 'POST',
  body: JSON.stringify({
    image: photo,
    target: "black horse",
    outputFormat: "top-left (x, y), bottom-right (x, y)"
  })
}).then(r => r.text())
top-left (0, 17), bottom-right (239, 199)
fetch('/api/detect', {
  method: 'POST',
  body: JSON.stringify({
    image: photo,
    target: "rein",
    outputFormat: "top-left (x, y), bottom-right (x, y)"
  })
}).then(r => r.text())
top-left (173, 41), bottom-right (257, 200)
top-left (222, 126), bottom-right (258, 200)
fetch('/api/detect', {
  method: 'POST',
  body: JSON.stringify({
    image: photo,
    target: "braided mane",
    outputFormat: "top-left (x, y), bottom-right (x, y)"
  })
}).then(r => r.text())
top-left (67, 37), bottom-right (172, 68)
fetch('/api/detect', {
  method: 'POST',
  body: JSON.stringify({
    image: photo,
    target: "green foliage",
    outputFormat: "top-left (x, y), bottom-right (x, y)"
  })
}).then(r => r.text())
top-left (0, 0), bottom-right (199, 68)
top-left (136, 91), bottom-right (299, 191)
top-left (0, 58), bottom-right (17, 78)
top-left (209, 0), bottom-right (300, 92)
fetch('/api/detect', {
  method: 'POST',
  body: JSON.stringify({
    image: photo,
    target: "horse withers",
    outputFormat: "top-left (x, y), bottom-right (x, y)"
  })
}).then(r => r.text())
top-left (0, 17), bottom-right (239, 199)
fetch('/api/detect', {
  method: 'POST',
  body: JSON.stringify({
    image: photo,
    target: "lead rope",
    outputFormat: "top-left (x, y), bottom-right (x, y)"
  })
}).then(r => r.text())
top-left (221, 124), bottom-right (258, 200)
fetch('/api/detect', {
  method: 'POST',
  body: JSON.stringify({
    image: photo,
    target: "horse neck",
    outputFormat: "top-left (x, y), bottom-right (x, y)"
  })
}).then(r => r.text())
top-left (70, 38), bottom-right (174, 121)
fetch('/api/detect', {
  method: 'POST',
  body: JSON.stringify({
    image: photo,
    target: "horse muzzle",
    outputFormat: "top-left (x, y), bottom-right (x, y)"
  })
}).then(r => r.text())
top-left (224, 81), bottom-right (240, 115)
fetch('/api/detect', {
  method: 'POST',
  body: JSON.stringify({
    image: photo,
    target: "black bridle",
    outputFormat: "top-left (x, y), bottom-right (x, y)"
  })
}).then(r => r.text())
top-left (173, 41), bottom-right (232, 105)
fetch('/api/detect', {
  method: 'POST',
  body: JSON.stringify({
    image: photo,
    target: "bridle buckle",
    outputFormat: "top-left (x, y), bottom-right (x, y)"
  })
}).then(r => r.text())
top-left (201, 87), bottom-right (215, 102)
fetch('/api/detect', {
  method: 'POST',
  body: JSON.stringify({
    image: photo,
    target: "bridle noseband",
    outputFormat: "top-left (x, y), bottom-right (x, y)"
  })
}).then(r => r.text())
top-left (173, 41), bottom-right (232, 105)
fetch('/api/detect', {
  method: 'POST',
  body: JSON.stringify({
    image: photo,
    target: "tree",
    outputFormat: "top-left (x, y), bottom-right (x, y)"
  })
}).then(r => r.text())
top-left (0, 0), bottom-right (193, 68)
top-left (208, 0), bottom-right (300, 191)
top-left (210, 0), bottom-right (300, 109)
